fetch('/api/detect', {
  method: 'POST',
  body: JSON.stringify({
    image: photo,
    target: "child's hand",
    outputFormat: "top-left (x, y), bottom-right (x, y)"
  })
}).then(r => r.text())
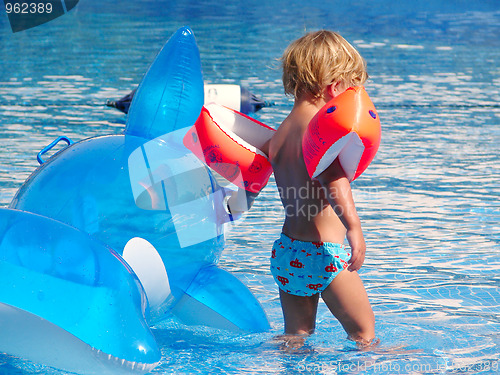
top-left (226, 188), bottom-right (249, 214)
top-left (346, 227), bottom-right (366, 271)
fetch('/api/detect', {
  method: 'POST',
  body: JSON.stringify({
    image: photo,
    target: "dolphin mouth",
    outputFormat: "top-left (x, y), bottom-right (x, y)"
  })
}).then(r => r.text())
top-left (91, 347), bottom-right (160, 373)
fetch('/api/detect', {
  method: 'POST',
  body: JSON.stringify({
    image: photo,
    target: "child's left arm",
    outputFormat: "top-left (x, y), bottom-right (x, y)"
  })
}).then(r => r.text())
top-left (316, 158), bottom-right (366, 271)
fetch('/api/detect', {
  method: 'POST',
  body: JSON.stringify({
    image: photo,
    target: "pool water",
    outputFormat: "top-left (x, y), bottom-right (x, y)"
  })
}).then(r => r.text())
top-left (1, 0), bottom-right (499, 374)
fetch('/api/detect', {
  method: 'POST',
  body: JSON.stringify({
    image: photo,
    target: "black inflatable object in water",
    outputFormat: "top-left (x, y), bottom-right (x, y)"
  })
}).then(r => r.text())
top-left (106, 84), bottom-right (272, 115)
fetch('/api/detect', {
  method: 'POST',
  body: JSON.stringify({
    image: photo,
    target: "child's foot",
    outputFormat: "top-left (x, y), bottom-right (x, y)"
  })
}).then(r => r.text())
top-left (273, 334), bottom-right (313, 353)
top-left (348, 335), bottom-right (380, 350)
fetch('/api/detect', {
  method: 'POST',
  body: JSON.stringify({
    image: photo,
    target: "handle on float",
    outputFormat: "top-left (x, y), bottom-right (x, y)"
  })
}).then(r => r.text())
top-left (37, 136), bottom-right (74, 164)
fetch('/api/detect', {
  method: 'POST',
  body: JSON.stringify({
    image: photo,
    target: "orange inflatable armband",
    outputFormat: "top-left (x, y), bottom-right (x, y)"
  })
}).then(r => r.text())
top-left (302, 86), bottom-right (381, 181)
top-left (183, 103), bottom-right (275, 193)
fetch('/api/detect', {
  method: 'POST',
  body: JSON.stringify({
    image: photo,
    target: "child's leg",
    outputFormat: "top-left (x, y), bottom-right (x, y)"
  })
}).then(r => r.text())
top-left (279, 289), bottom-right (319, 335)
top-left (321, 270), bottom-right (375, 344)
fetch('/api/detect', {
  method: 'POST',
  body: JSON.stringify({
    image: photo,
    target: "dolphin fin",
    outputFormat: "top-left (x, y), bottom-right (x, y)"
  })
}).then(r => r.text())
top-left (123, 237), bottom-right (174, 323)
top-left (125, 26), bottom-right (204, 139)
top-left (171, 265), bottom-right (270, 333)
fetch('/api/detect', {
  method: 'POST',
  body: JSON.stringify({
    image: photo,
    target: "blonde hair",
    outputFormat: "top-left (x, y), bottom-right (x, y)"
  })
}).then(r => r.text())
top-left (281, 30), bottom-right (368, 99)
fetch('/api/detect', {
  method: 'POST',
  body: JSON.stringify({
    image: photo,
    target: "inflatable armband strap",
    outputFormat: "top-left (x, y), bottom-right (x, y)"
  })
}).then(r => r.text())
top-left (302, 86), bottom-right (381, 181)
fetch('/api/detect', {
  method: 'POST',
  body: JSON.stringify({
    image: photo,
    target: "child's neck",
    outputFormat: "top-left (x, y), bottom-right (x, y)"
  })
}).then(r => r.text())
top-left (293, 94), bottom-right (328, 113)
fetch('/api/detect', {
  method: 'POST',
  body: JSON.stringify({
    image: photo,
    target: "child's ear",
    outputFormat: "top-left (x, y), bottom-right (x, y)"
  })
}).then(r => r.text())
top-left (329, 82), bottom-right (347, 98)
top-left (323, 84), bottom-right (336, 101)
top-left (323, 82), bottom-right (346, 102)
top-left (326, 84), bottom-right (335, 98)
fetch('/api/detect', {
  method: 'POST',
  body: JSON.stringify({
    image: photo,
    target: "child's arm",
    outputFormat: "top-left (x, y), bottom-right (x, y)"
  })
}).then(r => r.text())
top-left (222, 137), bottom-right (273, 216)
top-left (261, 138), bottom-right (271, 158)
top-left (224, 137), bottom-right (271, 215)
top-left (316, 158), bottom-right (366, 271)
top-left (225, 187), bottom-right (257, 214)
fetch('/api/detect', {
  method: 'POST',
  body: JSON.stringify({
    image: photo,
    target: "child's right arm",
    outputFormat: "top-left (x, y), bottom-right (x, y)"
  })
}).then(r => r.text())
top-left (316, 158), bottom-right (366, 272)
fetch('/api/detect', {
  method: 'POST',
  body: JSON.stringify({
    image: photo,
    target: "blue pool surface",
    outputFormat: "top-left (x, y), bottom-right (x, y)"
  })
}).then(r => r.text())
top-left (0, 0), bottom-right (499, 374)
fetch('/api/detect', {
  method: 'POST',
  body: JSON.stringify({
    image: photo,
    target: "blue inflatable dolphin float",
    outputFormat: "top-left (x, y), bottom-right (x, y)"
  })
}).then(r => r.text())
top-left (1, 26), bottom-right (269, 374)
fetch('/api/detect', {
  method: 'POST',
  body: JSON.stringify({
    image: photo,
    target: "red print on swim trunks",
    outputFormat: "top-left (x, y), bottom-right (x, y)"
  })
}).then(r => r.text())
top-left (312, 241), bottom-right (323, 248)
top-left (307, 283), bottom-right (323, 291)
top-left (271, 249), bottom-right (276, 259)
top-left (325, 263), bottom-right (338, 273)
top-left (290, 258), bottom-right (304, 268)
top-left (277, 276), bottom-right (289, 286)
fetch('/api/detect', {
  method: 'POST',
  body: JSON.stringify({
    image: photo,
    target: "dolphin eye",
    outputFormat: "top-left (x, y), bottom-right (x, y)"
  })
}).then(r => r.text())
top-left (369, 110), bottom-right (377, 119)
top-left (326, 106), bottom-right (336, 113)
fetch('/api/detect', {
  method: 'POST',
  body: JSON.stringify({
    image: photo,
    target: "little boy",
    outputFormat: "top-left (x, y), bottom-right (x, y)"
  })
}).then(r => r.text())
top-left (265, 30), bottom-right (376, 347)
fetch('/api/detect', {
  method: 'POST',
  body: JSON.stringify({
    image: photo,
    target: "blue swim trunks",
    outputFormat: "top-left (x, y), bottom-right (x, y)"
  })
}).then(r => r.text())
top-left (270, 233), bottom-right (350, 296)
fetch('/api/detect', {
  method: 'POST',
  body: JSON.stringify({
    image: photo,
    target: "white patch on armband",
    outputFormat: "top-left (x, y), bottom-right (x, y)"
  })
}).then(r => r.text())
top-left (313, 133), bottom-right (364, 182)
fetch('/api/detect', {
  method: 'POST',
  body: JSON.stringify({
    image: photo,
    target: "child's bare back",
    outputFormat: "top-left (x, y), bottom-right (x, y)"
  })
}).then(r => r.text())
top-left (269, 98), bottom-right (346, 245)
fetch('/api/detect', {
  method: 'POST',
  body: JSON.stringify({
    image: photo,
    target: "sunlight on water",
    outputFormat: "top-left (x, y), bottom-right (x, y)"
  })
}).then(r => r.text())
top-left (0, 0), bottom-right (499, 374)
